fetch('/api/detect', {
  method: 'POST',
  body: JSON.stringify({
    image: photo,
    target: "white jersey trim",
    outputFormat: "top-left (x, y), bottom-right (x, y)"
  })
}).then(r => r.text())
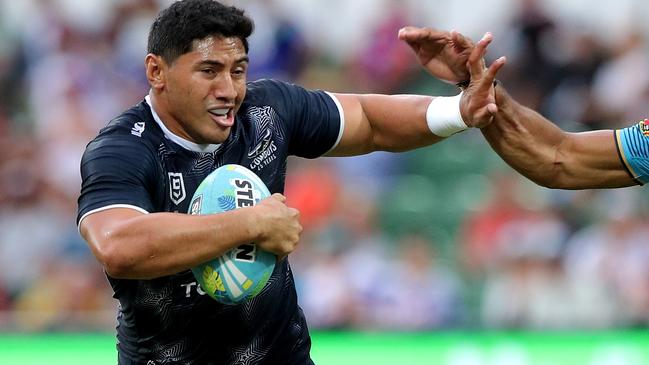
top-left (145, 94), bottom-right (222, 153)
top-left (78, 204), bottom-right (150, 230)
top-left (323, 91), bottom-right (345, 155)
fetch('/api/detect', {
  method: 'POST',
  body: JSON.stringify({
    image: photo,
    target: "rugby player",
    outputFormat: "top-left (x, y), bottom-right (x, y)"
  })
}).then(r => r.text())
top-left (77, 2), bottom-right (499, 364)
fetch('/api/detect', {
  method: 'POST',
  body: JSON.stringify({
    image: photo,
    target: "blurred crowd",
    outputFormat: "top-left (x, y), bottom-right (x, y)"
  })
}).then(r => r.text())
top-left (1, 0), bottom-right (649, 332)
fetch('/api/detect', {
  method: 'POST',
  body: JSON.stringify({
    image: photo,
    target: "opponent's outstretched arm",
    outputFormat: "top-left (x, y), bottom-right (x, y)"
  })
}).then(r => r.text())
top-left (458, 32), bottom-right (638, 189)
top-left (402, 26), bottom-right (640, 189)
top-left (482, 87), bottom-right (637, 189)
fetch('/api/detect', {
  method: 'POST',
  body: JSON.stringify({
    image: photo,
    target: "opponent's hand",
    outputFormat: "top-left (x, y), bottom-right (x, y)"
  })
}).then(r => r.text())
top-left (460, 32), bottom-right (506, 128)
top-left (398, 26), bottom-right (473, 85)
top-left (252, 193), bottom-right (302, 261)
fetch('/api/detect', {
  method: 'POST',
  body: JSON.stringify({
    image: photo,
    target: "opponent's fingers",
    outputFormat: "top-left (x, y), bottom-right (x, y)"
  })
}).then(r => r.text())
top-left (476, 56), bottom-right (506, 93)
top-left (450, 30), bottom-right (474, 51)
top-left (398, 26), bottom-right (421, 39)
top-left (486, 56), bottom-right (507, 82)
top-left (467, 32), bottom-right (493, 78)
top-left (398, 26), bottom-right (450, 43)
top-left (398, 26), bottom-right (423, 40)
top-left (398, 27), bottom-right (427, 53)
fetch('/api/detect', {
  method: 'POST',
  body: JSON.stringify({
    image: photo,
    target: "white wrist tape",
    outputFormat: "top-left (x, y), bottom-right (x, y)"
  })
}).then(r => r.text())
top-left (425, 93), bottom-right (467, 137)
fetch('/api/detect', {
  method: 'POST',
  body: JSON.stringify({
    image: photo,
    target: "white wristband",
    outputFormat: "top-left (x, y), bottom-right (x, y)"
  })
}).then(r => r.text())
top-left (426, 93), bottom-right (467, 137)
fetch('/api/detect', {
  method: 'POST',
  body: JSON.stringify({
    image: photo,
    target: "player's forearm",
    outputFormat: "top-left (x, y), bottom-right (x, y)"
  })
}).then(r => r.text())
top-left (481, 86), bottom-right (570, 187)
top-left (363, 94), bottom-right (446, 152)
top-left (482, 86), bottom-right (635, 189)
top-left (89, 209), bottom-right (258, 279)
top-left (329, 93), bottom-right (444, 156)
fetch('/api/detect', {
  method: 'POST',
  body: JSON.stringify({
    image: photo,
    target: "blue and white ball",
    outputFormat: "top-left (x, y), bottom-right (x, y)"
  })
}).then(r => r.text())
top-left (188, 164), bottom-right (275, 305)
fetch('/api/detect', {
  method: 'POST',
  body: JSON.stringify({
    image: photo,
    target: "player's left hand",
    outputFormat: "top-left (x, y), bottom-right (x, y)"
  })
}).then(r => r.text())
top-left (398, 26), bottom-right (474, 85)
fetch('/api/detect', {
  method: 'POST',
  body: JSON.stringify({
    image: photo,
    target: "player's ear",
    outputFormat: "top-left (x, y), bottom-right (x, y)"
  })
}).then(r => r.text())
top-left (145, 54), bottom-right (166, 90)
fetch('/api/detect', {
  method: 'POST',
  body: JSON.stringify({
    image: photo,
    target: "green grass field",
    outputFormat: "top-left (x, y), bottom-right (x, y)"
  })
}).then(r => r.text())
top-left (2, 331), bottom-right (648, 365)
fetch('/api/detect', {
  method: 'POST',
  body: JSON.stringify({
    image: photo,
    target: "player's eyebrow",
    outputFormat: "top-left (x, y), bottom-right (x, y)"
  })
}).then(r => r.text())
top-left (198, 56), bottom-right (249, 67)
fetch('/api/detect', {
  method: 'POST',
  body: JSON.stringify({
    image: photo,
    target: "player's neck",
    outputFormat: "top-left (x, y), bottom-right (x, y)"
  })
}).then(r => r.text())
top-left (146, 92), bottom-right (221, 153)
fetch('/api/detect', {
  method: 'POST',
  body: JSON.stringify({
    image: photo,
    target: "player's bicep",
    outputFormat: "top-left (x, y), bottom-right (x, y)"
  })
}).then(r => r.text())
top-left (562, 130), bottom-right (637, 188)
top-left (325, 93), bottom-right (374, 156)
top-left (80, 207), bottom-right (146, 258)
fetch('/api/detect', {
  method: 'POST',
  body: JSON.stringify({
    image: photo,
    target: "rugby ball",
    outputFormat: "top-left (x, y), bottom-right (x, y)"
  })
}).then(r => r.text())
top-left (188, 164), bottom-right (276, 305)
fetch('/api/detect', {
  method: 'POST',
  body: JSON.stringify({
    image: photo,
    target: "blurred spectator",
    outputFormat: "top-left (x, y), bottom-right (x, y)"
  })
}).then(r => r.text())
top-left (495, 0), bottom-right (561, 111)
top-left (0, 143), bottom-right (64, 298)
top-left (480, 207), bottom-right (572, 329)
top-left (591, 31), bottom-right (649, 127)
top-left (13, 256), bottom-right (114, 331)
top-left (284, 159), bottom-right (341, 230)
top-left (372, 233), bottom-right (463, 330)
top-left (563, 189), bottom-right (649, 327)
top-left (458, 171), bottom-right (538, 275)
top-left (246, 0), bottom-right (310, 81)
top-left (541, 30), bottom-right (608, 128)
top-left (345, 0), bottom-right (416, 93)
top-left (296, 182), bottom-right (392, 328)
top-left (297, 245), bottom-right (355, 329)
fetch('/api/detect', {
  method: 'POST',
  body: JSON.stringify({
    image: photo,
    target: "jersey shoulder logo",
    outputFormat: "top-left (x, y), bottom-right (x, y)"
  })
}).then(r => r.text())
top-left (639, 119), bottom-right (649, 137)
top-left (131, 121), bottom-right (145, 137)
top-left (168, 172), bottom-right (186, 205)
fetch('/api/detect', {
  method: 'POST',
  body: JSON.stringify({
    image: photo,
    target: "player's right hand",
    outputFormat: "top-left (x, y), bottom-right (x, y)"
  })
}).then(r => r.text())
top-left (252, 193), bottom-right (302, 260)
top-left (459, 32), bottom-right (507, 128)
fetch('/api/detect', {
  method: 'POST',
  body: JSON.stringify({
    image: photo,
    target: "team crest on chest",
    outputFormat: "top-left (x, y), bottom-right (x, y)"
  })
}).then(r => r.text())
top-left (168, 172), bottom-right (186, 205)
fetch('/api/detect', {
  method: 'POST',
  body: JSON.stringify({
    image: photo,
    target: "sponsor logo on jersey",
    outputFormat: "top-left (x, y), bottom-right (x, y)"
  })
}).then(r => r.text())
top-left (131, 122), bottom-right (145, 137)
top-left (248, 128), bottom-right (278, 171)
top-left (168, 172), bottom-right (186, 205)
top-left (639, 119), bottom-right (649, 137)
top-left (249, 141), bottom-right (277, 171)
top-left (181, 281), bottom-right (209, 297)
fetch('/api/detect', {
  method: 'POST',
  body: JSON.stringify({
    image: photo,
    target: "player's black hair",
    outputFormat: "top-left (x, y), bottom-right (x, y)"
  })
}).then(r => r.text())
top-left (147, 0), bottom-right (254, 64)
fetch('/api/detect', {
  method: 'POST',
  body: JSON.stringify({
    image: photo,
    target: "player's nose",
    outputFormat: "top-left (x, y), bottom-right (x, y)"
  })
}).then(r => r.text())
top-left (212, 73), bottom-right (237, 101)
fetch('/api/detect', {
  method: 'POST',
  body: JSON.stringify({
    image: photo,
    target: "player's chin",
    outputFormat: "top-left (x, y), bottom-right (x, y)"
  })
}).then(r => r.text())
top-left (198, 128), bottom-right (230, 145)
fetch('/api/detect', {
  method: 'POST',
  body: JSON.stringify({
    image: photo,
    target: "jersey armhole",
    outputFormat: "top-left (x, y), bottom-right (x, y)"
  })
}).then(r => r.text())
top-left (322, 91), bottom-right (345, 156)
top-left (77, 204), bottom-right (150, 232)
top-left (614, 129), bottom-right (644, 186)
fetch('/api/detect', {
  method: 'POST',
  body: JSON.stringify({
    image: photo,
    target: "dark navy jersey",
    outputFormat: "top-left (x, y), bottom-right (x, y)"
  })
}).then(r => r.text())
top-left (77, 79), bottom-right (343, 365)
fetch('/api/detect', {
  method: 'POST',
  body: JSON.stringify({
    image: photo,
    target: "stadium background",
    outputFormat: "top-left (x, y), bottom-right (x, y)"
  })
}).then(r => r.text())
top-left (1, 0), bottom-right (649, 363)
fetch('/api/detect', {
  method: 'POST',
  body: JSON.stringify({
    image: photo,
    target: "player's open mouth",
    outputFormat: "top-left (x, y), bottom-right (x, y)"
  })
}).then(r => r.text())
top-left (208, 108), bottom-right (234, 128)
